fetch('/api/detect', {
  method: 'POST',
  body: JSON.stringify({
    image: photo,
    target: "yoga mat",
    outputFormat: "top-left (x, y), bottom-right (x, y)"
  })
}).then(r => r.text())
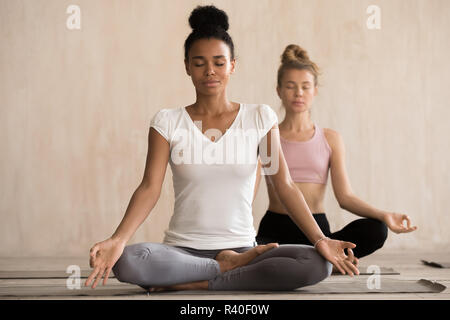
top-left (0, 270), bottom-right (115, 279)
top-left (421, 260), bottom-right (450, 268)
top-left (0, 279), bottom-right (445, 297)
top-left (151, 279), bottom-right (446, 296)
top-left (333, 266), bottom-right (399, 275)
top-left (0, 265), bottom-right (399, 279)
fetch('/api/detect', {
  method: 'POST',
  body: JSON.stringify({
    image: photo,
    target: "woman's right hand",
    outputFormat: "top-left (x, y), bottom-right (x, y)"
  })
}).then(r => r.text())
top-left (314, 237), bottom-right (360, 276)
top-left (85, 237), bottom-right (126, 289)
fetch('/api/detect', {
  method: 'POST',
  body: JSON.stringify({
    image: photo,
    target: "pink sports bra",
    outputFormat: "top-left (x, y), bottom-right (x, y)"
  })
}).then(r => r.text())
top-left (280, 124), bottom-right (332, 184)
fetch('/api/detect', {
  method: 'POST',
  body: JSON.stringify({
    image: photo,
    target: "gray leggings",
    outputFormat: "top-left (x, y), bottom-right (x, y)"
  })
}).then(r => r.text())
top-left (111, 242), bottom-right (332, 291)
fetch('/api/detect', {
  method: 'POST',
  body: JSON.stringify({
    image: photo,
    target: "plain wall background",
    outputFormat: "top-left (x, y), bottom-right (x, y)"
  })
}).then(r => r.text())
top-left (1, 0), bottom-right (449, 257)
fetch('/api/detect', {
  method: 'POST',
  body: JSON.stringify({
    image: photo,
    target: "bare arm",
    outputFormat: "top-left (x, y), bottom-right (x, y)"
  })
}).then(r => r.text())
top-left (326, 129), bottom-right (417, 233)
top-left (85, 127), bottom-right (170, 289)
top-left (259, 124), bottom-right (359, 276)
top-left (258, 124), bottom-right (326, 244)
top-left (252, 157), bottom-right (262, 204)
top-left (111, 127), bottom-right (170, 244)
top-left (326, 129), bottom-right (387, 222)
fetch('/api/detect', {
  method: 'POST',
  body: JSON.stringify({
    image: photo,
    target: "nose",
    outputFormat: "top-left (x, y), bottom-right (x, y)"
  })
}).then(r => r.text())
top-left (295, 88), bottom-right (303, 96)
top-left (205, 63), bottom-right (215, 76)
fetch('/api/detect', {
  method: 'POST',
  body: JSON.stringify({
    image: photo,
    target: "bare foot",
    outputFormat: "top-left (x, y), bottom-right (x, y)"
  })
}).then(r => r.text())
top-left (215, 243), bottom-right (279, 273)
top-left (146, 243), bottom-right (279, 293)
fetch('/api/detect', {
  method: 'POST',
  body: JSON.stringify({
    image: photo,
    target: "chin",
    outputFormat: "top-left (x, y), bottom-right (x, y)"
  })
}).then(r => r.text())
top-left (288, 106), bottom-right (308, 113)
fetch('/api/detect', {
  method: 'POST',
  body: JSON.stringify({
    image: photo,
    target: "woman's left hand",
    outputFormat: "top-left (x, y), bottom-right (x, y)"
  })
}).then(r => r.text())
top-left (383, 212), bottom-right (418, 234)
top-left (315, 238), bottom-right (360, 276)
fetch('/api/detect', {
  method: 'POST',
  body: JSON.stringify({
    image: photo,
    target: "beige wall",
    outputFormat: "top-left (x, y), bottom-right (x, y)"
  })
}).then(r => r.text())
top-left (1, 0), bottom-right (449, 257)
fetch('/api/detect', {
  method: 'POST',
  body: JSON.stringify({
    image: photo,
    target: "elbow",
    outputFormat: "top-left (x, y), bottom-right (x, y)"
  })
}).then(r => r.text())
top-left (138, 181), bottom-right (162, 200)
top-left (337, 193), bottom-right (353, 210)
top-left (272, 177), bottom-right (297, 199)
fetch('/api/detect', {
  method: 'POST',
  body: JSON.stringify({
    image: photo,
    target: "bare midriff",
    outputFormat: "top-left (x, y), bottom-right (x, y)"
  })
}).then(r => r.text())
top-left (266, 180), bottom-right (327, 215)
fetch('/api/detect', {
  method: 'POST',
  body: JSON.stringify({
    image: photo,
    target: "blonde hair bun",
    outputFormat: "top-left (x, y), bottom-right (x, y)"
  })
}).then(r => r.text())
top-left (281, 44), bottom-right (310, 65)
top-left (277, 44), bottom-right (320, 87)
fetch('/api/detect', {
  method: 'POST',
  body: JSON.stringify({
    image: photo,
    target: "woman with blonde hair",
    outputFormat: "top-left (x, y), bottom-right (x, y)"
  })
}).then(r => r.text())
top-left (255, 44), bottom-right (417, 266)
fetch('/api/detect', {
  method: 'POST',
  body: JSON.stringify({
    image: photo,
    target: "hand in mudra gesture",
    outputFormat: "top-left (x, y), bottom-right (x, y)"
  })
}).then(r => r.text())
top-left (85, 237), bottom-right (125, 289)
top-left (383, 212), bottom-right (418, 234)
top-left (315, 237), bottom-right (360, 276)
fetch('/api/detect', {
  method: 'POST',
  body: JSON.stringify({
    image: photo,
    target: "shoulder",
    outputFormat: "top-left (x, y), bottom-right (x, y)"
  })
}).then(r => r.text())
top-left (149, 107), bottom-right (184, 142)
top-left (150, 107), bottom-right (183, 122)
top-left (242, 103), bottom-right (274, 113)
top-left (254, 103), bottom-right (278, 121)
top-left (322, 128), bottom-right (345, 151)
top-left (152, 107), bottom-right (182, 117)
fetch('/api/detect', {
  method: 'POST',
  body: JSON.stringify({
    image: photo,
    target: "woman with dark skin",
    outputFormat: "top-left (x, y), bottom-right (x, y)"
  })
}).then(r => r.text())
top-left (255, 45), bottom-right (418, 269)
top-left (85, 7), bottom-right (359, 292)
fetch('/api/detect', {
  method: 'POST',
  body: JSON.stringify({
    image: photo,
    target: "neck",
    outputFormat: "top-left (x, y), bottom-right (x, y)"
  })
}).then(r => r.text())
top-left (281, 108), bottom-right (314, 132)
top-left (192, 90), bottom-right (234, 115)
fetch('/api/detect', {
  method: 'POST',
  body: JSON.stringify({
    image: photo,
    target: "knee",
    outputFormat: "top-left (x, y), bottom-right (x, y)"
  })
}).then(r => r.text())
top-left (112, 243), bottom-right (151, 283)
top-left (292, 246), bottom-right (332, 287)
top-left (367, 219), bottom-right (388, 249)
top-left (303, 248), bottom-right (333, 286)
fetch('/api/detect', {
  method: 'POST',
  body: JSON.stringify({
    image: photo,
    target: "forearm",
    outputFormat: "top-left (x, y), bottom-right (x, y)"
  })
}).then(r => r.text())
top-left (252, 173), bottom-right (261, 204)
top-left (111, 183), bottom-right (160, 244)
top-left (252, 158), bottom-right (262, 204)
top-left (275, 180), bottom-right (326, 244)
top-left (339, 194), bottom-right (387, 221)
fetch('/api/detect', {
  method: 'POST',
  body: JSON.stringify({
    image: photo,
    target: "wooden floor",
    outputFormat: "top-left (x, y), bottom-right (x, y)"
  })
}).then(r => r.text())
top-left (1, 248), bottom-right (449, 300)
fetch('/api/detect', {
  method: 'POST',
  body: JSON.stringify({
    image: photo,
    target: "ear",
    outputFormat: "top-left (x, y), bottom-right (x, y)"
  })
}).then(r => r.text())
top-left (184, 59), bottom-right (191, 76)
top-left (276, 86), bottom-right (282, 99)
top-left (230, 58), bottom-right (236, 74)
top-left (314, 85), bottom-right (318, 97)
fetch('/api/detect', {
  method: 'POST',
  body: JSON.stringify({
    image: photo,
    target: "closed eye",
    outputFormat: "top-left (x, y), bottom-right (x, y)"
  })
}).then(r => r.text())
top-left (194, 63), bottom-right (225, 67)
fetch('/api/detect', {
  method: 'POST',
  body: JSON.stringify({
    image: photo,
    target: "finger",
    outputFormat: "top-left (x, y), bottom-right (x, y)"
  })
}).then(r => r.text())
top-left (403, 215), bottom-right (412, 229)
top-left (85, 267), bottom-right (100, 287)
top-left (103, 268), bottom-right (112, 286)
top-left (405, 226), bottom-right (418, 233)
top-left (341, 259), bottom-right (355, 277)
top-left (345, 259), bottom-right (360, 275)
top-left (337, 259), bottom-right (350, 275)
top-left (332, 259), bottom-right (346, 275)
top-left (90, 245), bottom-right (99, 258)
top-left (92, 267), bottom-right (106, 289)
top-left (89, 256), bottom-right (96, 268)
top-left (344, 241), bottom-right (357, 250)
top-left (354, 257), bottom-right (359, 267)
top-left (347, 248), bottom-right (355, 264)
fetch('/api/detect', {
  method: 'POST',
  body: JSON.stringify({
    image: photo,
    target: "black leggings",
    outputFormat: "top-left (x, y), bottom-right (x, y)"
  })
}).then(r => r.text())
top-left (256, 210), bottom-right (388, 258)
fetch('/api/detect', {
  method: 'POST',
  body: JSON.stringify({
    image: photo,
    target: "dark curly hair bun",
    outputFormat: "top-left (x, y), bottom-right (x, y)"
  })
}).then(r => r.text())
top-left (184, 5), bottom-right (235, 60)
top-left (189, 5), bottom-right (229, 31)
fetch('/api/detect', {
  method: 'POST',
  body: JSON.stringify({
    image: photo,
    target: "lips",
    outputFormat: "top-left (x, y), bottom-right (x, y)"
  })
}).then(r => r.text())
top-left (203, 80), bottom-right (220, 87)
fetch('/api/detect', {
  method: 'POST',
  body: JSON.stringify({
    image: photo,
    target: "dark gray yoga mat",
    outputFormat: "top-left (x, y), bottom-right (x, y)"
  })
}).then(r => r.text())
top-left (421, 260), bottom-right (450, 268)
top-left (0, 265), bottom-right (399, 279)
top-left (333, 266), bottom-right (399, 275)
top-left (0, 270), bottom-right (115, 279)
top-left (0, 279), bottom-right (445, 297)
top-left (148, 279), bottom-right (446, 296)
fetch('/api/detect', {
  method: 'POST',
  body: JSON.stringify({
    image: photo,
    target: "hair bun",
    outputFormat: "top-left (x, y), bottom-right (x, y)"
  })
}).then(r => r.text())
top-left (281, 44), bottom-right (310, 64)
top-left (189, 5), bottom-right (229, 32)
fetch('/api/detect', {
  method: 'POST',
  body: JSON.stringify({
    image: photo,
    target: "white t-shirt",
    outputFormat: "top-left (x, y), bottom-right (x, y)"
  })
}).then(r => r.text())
top-left (149, 103), bottom-right (278, 250)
